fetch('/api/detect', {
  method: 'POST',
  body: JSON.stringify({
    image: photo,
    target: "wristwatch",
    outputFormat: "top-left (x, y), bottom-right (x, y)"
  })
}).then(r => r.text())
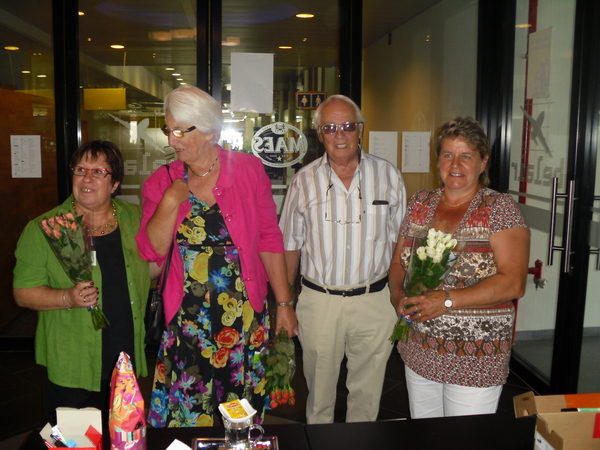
top-left (444, 290), bottom-right (453, 310)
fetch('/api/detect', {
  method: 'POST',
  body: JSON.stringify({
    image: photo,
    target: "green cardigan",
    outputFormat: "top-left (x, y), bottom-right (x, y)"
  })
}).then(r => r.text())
top-left (13, 195), bottom-right (151, 391)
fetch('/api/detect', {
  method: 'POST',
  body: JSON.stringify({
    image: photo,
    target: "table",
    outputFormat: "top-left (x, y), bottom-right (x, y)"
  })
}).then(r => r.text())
top-left (19, 423), bottom-right (309, 450)
top-left (305, 415), bottom-right (537, 450)
top-left (19, 415), bottom-right (536, 450)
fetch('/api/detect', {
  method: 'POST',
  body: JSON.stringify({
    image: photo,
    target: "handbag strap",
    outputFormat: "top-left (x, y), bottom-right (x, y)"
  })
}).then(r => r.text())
top-left (159, 163), bottom-right (175, 293)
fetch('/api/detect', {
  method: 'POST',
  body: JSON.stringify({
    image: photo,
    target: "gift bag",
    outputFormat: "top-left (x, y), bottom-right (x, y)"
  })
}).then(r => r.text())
top-left (109, 352), bottom-right (146, 450)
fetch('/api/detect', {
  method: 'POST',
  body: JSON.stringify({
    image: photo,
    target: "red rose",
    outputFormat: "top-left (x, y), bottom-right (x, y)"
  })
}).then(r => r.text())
top-left (250, 326), bottom-right (265, 348)
top-left (211, 347), bottom-right (230, 368)
top-left (215, 327), bottom-right (240, 349)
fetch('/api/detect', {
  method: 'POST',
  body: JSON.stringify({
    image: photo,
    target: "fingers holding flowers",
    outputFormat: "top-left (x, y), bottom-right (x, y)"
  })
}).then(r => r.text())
top-left (401, 291), bottom-right (446, 322)
top-left (69, 281), bottom-right (98, 308)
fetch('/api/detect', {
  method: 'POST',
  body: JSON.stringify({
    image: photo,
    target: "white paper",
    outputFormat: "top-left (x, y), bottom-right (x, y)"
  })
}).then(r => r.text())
top-left (166, 439), bottom-right (193, 450)
top-left (401, 132), bottom-right (431, 173)
top-left (369, 131), bottom-right (398, 166)
top-left (231, 53), bottom-right (274, 113)
top-left (11, 135), bottom-right (42, 178)
top-left (527, 28), bottom-right (552, 99)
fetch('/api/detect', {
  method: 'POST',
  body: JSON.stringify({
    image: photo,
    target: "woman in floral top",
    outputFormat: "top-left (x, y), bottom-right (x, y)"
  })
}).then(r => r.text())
top-left (389, 117), bottom-right (530, 418)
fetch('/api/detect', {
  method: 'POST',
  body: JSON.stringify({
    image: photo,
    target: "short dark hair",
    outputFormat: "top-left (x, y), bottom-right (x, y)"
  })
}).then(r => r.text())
top-left (70, 140), bottom-right (124, 184)
top-left (434, 117), bottom-right (490, 187)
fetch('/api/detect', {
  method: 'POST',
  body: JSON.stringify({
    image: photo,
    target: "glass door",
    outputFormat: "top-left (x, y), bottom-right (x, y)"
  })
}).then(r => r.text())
top-left (509, 0), bottom-right (576, 386)
top-left (509, 0), bottom-right (600, 394)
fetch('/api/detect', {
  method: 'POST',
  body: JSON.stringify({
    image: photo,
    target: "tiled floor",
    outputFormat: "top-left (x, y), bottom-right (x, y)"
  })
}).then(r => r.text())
top-left (0, 338), bottom-right (534, 449)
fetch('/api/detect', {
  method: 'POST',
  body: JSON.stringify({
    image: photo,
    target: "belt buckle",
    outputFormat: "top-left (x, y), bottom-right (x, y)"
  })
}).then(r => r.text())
top-left (341, 287), bottom-right (356, 297)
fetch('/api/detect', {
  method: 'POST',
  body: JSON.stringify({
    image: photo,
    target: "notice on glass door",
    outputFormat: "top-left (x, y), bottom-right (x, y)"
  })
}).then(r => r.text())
top-left (401, 131), bottom-right (430, 173)
top-left (11, 135), bottom-right (42, 178)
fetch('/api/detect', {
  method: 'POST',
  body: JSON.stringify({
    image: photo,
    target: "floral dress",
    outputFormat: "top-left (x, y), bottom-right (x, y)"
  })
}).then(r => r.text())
top-left (148, 193), bottom-right (269, 428)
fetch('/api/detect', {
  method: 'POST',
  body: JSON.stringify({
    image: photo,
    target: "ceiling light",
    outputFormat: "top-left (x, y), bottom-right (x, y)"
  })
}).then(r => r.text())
top-left (149, 31), bottom-right (172, 41)
top-left (177, 78), bottom-right (183, 81)
top-left (4, 46), bottom-right (19, 51)
top-left (37, 74), bottom-right (47, 78)
top-left (111, 44), bottom-right (125, 49)
top-left (172, 73), bottom-right (181, 76)
top-left (78, 11), bottom-right (84, 16)
top-left (222, 37), bottom-right (240, 47)
top-left (165, 67), bottom-right (175, 71)
top-left (22, 70), bottom-right (30, 74)
top-left (279, 46), bottom-right (292, 49)
top-left (515, 23), bottom-right (532, 28)
top-left (296, 14), bottom-right (314, 19)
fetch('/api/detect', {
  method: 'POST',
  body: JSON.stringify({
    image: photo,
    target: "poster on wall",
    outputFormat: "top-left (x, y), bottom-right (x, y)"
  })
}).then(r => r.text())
top-left (401, 131), bottom-right (430, 173)
top-left (11, 135), bottom-right (41, 178)
top-left (369, 131), bottom-right (398, 166)
top-left (231, 53), bottom-right (274, 113)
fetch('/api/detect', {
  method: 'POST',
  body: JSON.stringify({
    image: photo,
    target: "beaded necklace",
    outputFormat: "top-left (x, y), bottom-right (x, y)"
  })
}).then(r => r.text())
top-left (72, 200), bottom-right (118, 234)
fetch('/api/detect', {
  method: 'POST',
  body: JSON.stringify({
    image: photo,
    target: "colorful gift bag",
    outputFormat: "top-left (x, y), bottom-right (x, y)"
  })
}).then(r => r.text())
top-left (109, 352), bottom-right (147, 450)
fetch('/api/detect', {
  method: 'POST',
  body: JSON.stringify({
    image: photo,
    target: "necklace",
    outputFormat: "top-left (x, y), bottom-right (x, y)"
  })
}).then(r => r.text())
top-left (441, 193), bottom-right (475, 208)
top-left (72, 201), bottom-right (118, 234)
top-left (188, 157), bottom-right (219, 177)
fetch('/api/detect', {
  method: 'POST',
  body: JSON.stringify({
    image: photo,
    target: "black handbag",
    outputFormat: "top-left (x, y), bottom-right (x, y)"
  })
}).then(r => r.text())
top-left (144, 165), bottom-right (174, 346)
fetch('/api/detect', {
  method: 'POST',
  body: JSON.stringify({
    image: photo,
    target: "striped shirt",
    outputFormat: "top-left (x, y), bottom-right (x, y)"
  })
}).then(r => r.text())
top-left (279, 149), bottom-right (406, 287)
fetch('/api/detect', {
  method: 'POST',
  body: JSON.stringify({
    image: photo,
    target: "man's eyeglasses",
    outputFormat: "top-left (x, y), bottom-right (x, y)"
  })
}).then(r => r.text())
top-left (324, 167), bottom-right (362, 225)
top-left (161, 124), bottom-right (196, 138)
top-left (319, 121), bottom-right (363, 135)
top-left (71, 166), bottom-right (113, 179)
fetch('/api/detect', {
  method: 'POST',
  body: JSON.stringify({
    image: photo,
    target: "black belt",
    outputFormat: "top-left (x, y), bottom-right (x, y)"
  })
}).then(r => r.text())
top-left (301, 276), bottom-right (389, 297)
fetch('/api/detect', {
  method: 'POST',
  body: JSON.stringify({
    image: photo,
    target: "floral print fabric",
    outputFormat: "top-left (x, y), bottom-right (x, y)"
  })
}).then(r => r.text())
top-left (148, 195), bottom-right (269, 427)
top-left (397, 188), bottom-right (528, 387)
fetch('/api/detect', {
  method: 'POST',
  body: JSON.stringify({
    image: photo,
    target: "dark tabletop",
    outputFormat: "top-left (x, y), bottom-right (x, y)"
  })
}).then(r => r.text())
top-left (20, 416), bottom-right (536, 450)
top-left (304, 415), bottom-right (537, 450)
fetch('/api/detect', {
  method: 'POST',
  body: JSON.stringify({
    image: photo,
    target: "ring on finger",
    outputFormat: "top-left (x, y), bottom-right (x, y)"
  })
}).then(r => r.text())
top-left (418, 312), bottom-right (422, 318)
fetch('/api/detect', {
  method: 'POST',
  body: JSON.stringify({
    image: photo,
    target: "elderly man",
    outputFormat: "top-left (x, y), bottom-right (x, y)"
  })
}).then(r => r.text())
top-left (279, 95), bottom-right (406, 423)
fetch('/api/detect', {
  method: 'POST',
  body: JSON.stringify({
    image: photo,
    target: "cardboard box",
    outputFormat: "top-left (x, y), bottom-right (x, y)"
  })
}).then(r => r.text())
top-left (514, 391), bottom-right (600, 449)
top-left (534, 412), bottom-right (600, 450)
top-left (40, 407), bottom-right (103, 450)
top-left (514, 391), bottom-right (600, 417)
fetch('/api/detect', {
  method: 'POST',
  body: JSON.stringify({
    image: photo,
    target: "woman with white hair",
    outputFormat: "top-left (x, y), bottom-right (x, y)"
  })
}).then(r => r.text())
top-left (137, 85), bottom-right (297, 427)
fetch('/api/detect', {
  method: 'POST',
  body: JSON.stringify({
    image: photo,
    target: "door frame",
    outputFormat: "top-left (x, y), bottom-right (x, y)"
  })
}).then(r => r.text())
top-left (477, 0), bottom-right (600, 394)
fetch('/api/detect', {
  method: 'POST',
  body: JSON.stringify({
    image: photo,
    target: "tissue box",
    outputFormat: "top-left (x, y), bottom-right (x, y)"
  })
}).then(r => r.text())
top-left (40, 407), bottom-right (103, 450)
top-left (514, 391), bottom-right (600, 449)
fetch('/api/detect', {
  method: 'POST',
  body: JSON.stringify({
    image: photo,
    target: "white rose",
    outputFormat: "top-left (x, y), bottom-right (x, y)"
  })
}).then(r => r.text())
top-left (435, 242), bottom-right (447, 254)
top-left (416, 246), bottom-right (427, 261)
top-left (428, 228), bottom-right (437, 240)
top-left (425, 246), bottom-right (436, 258)
top-left (447, 238), bottom-right (458, 249)
top-left (433, 253), bottom-right (443, 264)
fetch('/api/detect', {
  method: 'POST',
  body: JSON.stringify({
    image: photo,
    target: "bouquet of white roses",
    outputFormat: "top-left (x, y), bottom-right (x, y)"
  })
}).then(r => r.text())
top-left (389, 228), bottom-right (460, 343)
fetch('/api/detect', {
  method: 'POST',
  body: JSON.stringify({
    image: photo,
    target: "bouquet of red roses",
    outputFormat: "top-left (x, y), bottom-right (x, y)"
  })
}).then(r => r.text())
top-left (262, 328), bottom-right (296, 409)
top-left (40, 212), bottom-right (109, 330)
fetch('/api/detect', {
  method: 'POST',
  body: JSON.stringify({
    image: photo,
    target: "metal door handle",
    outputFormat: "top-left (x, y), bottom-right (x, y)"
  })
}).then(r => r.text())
top-left (547, 177), bottom-right (576, 273)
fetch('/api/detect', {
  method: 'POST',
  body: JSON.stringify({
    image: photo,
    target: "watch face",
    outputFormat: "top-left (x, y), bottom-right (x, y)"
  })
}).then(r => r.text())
top-left (445, 299), bottom-right (453, 308)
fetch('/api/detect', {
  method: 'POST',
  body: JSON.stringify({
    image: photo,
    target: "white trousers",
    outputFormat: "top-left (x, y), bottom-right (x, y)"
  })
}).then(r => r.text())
top-left (297, 284), bottom-right (397, 424)
top-left (405, 366), bottom-right (503, 418)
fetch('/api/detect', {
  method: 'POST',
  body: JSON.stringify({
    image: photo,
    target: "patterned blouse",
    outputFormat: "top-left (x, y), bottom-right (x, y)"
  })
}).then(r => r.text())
top-left (397, 187), bottom-right (528, 387)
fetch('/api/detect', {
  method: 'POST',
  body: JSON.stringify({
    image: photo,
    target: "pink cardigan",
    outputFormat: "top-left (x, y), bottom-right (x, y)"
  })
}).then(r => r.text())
top-left (136, 147), bottom-right (285, 325)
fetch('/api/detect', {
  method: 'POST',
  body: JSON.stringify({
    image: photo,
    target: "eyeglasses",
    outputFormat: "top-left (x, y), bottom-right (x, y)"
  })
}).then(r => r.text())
top-left (319, 121), bottom-right (363, 135)
top-left (161, 124), bottom-right (196, 138)
top-left (71, 166), bottom-right (113, 179)
top-left (324, 166), bottom-right (362, 225)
